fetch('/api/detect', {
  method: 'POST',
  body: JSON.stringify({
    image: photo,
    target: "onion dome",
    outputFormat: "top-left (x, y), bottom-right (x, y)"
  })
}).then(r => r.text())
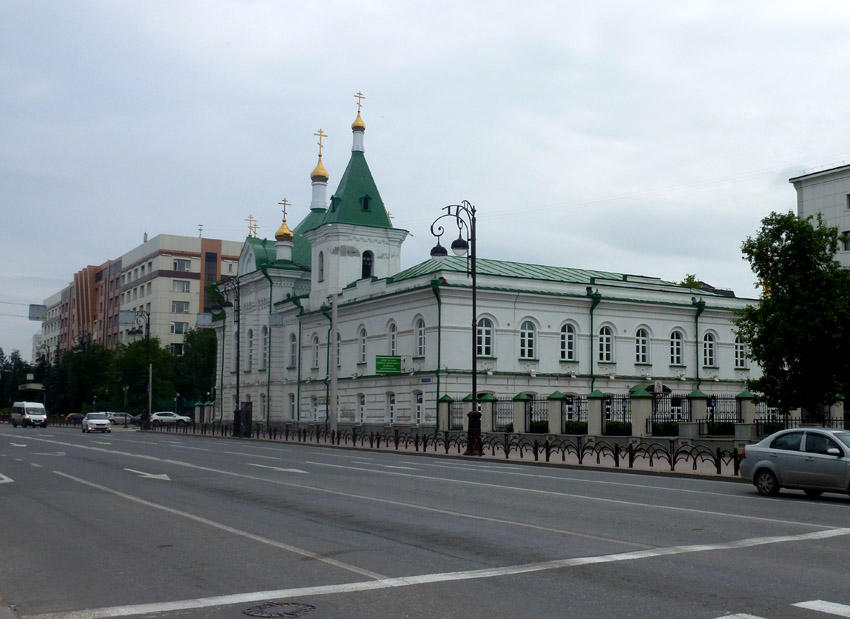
top-left (275, 218), bottom-right (293, 242)
top-left (351, 110), bottom-right (365, 132)
top-left (310, 156), bottom-right (329, 183)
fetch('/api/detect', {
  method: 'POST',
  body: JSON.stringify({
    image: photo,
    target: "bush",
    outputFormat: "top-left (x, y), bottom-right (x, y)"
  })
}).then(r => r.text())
top-left (704, 421), bottom-right (735, 435)
top-left (604, 421), bottom-right (631, 436)
top-left (652, 421), bottom-right (679, 436)
top-left (563, 421), bottom-right (588, 434)
top-left (529, 420), bottom-right (549, 433)
top-left (504, 422), bottom-right (514, 433)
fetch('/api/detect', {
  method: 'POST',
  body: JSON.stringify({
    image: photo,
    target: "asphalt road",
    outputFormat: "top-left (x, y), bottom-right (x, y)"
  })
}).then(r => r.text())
top-left (1, 425), bottom-right (849, 619)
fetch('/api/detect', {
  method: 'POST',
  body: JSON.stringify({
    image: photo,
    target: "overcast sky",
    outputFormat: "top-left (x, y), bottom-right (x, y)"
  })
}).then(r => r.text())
top-left (3, 0), bottom-right (850, 359)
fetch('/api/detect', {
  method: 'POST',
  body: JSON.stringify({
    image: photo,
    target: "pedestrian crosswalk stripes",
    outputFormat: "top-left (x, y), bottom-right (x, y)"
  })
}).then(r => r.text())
top-left (717, 600), bottom-right (850, 618)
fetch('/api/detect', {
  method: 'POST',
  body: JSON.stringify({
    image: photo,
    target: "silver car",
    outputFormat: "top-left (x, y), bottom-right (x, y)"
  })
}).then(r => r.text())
top-left (740, 428), bottom-right (850, 498)
top-left (82, 412), bottom-right (112, 433)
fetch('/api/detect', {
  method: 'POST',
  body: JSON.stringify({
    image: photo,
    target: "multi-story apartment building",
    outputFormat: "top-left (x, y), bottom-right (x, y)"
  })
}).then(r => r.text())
top-left (38, 234), bottom-right (241, 357)
top-left (790, 163), bottom-right (850, 268)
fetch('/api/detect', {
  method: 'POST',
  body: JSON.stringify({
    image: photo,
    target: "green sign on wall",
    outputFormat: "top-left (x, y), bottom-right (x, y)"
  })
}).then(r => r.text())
top-left (375, 355), bottom-right (402, 375)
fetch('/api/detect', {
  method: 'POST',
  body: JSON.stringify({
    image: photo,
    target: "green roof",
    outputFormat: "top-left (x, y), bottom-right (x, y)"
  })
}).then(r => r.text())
top-left (322, 151), bottom-right (392, 228)
top-left (244, 237), bottom-right (308, 273)
top-left (290, 208), bottom-right (327, 268)
top-left (391, 256), bottom-right (731, 297)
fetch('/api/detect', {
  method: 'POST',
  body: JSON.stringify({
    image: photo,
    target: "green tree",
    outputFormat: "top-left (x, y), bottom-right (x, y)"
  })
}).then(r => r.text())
top-left (110, 338), bottom-right (175, 414)
top-left (681, 273), bottom-right (699, 288)
top-left (735, 211), bottom-right (850, 422)
top-left (55, 344), bottom-right (114, 414)
top-left (174, 328), bottom-right (217, 407)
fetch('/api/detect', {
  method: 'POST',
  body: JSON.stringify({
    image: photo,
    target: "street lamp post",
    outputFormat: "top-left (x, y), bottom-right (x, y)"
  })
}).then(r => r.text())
top-left (129, 310), bottom-right (152, 430)
top-left (429, 200), bottom-right (482, 456)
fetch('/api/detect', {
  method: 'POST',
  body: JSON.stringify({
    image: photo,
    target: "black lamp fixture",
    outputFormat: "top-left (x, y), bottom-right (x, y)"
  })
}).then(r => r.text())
top-left (430, 200), bottom-right (481, 456)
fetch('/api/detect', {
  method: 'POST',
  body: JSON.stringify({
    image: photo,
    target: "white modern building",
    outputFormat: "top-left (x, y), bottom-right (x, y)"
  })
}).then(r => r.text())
top-left (214, 102), bottom-right (761, 429)
top-left (790, 163), bottom-right (850, 268)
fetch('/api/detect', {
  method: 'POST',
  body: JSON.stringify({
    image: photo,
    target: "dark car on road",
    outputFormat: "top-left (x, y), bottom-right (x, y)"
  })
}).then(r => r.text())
top-left (740, 427), bottom-right (850, 498)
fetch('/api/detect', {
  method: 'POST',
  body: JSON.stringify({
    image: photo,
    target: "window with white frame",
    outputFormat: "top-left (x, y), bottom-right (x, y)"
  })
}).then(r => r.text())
top-left (387, 393), bottom-right (396, 424)
top-left (336, 332), bottom-right (341, 367)
top-left (734, 336), bottom-right (747, 368)
top-left (261, 326), bottom-right (268, 370)
top-left (247, 329), bottom-right (254, 371)
top-left (311, 335), bottom-right (319, 368)
top-left (670, 330), bottom-right (683, 365)
top-left (288, 393), bottom-right (295, 420)
top-left (703, 333), bottom-right (716, 367)
top-left (842, 231), bottom-right (850, 251)
top-left (358, 394), bottom-right (366, 424)
top-left (172, 280), bottom-right (190, 293)
top-left (520, 320), bottom-right (536, 359)
top-left (172, 300), bottom-right (190, 314)
top-left (170, 321), bottom-right (189, 335)
top-left (358, 328), bottom-right (367, 364)
top-left (318, 251), bottom-right (324, 282)
top-left (635, 328), bottom-right (649, 364)
top-left (289, 333), bottom-right (297, 368)
top-left (598, 326), bottom-right (613, 362)
top-left (415, 391), bottom-right (423, 425)
top-left (388, 323), bottom-right (397, 356)
top-left (415, 319), bottom-right (425, 357)
top-left (173, 258), bottom-right (191, 272)
top-left (476, 318), bottom-right (493, 357)
top-left (560, 324), bottom-right (576, 361)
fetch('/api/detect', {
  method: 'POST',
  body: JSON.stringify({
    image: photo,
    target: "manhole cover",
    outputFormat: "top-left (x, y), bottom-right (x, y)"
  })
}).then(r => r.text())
top-left (244, 601), bottom-right (316, 618)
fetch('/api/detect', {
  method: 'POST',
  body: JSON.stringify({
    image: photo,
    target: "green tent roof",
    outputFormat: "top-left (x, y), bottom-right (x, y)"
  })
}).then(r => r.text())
top-left (322, 151), bottom-right (392, 229)
top-left (290, 207), bottom-right (327, 268)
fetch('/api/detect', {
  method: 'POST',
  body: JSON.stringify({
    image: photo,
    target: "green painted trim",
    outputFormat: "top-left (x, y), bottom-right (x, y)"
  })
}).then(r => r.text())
top-left (736, 390), bottom-right (755, 400)
top-left (479, 393), bottom-right (497, 402)
top-left (548, 390), bottom-right (567, 400)
top-left (587, 389), bottom-right (606, 399)
top-left (630, 387), bottom-right (653, 399)
top-left (688, 389), bottom-right (708, 399)
top-left (513, 393), bottom-right (531, 401)
top-left (438, 394), bottom-right (454, 403)
top-left (462, 393), bottom-right (475, 402)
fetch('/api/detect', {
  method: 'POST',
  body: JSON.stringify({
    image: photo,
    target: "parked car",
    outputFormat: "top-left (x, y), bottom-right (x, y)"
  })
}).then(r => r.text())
top-left (129, 414), bottom-right (142, 426)
top-left (82, 412), bottom-right (112, 433)
top-left (11, 401), bottom-right (48, 428)
top-left (740, 428), bottom-right (850, 498)
top-left (150, 411), bottom-right (193, 425)
top-left (107, 412), bottom-right (133, 425)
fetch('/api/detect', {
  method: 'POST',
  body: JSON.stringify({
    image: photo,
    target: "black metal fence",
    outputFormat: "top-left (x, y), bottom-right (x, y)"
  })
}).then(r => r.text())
top-left (604, 395), bottom-right (631, 436)
top-left (449, 401), bottom-right (464, 430)
top-left (525, 398), bottom-right (549, 433)
top-left (494, 399), bottom-right (513, 431)
top-left (562, 395), bottom-right (587, 434)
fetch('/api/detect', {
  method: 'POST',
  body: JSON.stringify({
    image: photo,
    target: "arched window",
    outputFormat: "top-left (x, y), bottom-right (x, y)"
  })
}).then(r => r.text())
top-left (310, 396), bottom-right (318, 421)
top-left (261, 326), bottom-right (268, 370)
top-left (735, 336), bottom-right (747, 368)
top-left (358, 328), bottom-right (367, 364)
top-left (317, 251), bottom-right (324, 283)
top-left (635, 328), bottom-right (649, 364)
top-left (598, 326), bottom-right (613, 362)
top-left (520, 321), bottom-right (536, 359)
top-left (560, 324), bottom-right (576, 361)
top-left (670, 330), bottom-right (683, 365)
top-left (414, 391), bottom-right (424, 425)
top-left (358, 393), bottom-right (366, 424)
top-left (415, 319), bottom-right (426, 357)
top-left (311, 335), bottom-right (319, 368)
top-left (476, 318), bottom-right (493, 357)
top-left (247, 329), bottom-right (254, 371)
top-left (288, 393), bottom-right (295, 420)
top-left (289, 333), bottom-right (297, 368)
top-left (703, 333), bottom-right (716, 367)
top-left (386, 392), bottom-right (396, 424)
top-left (388, 323), bottom-right (397, 356)
top-left (336, 332), bottom-right (341, 367)
top-left (362, 251), bottom-right (374, 279)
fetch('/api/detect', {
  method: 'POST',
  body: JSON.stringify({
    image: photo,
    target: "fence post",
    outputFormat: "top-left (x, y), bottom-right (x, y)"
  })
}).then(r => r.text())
top-left (735, 389), bottom-right (758, 441)
top-left (479, 394), bottom-right (496, 433)
top-left (547, 391), bottom-right (566, 434)
top-left (630, 387), bottom-right (653, 438)
top-left (512, 393), bottom-right (530, 433)
top-left (437, 395), bottom-right (452, 432)
top-left (587, 390), bottom-right (605, 436)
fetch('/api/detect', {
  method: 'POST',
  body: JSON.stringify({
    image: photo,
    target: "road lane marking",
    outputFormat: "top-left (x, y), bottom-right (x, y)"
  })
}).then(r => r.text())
top-left (715, 614), bottom-right (767, 618)
top-left (247, 463), bottom-right (307, 474)
top-left (0, 473), bottom-right (12, 484)
top-left (304, 461), bottom-right (837, 529)
top-left (351, 460), bottom-right (418, 470)
top-left (171, 445), bottom-right (209, 451)
top-left (225, 451), bottom-right (279, 459)
top-left (52, 470), bottom-right (385, 581)
top-left (92, 441), bottom-right (112, 445)
top-left (13, 434), bottom-right (845, 531)
top-left (793, 600), bottom-right (850, 616)
top-left (30, 463), bottom-right (42, 468)
top-left (124, 468), bottom-right (170, 481)
top-left (22, 526), bottom-right (850, 619)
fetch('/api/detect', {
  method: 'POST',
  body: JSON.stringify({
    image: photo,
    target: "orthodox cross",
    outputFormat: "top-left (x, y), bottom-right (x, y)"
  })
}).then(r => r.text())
top-left (314, 129), bottom-right (327, 157)
top-left (278, 198), bottom-right (290, 221)
top-left (244, 215), bottom-right (259, 237)
top-left (354, 91), bottom-right (365, 112)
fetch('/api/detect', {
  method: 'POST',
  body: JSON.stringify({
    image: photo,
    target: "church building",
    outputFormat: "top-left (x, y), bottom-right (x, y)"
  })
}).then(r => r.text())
top-left (213, 98), bottom-right (760, 432)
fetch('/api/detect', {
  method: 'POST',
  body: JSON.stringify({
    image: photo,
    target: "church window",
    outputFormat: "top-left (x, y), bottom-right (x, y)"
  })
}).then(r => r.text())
top-left (703, 333), bottom-right (716, 367)
top-left (311, 335), bottom-right (319, 369)
top-left (476, 318), bottom-right (493, 357)
top-left (560, 324), bottom-right (576, 361)
top-left (388, 323), bottom-right (397, 356)
top-left (520, 321), bottom-right (536, 359)
top-left (318, 252), bottom-right (324, 282)
top-left (415, 319), bottom-right (426, 357)
top-left (247, 329), bottom-right (254, 371)
top-left (362, 251), bottom-right (374, 279)
top-left (360, 195), bottom-right (371, 211)
top-left (735, 336), bottom-right (747, 368)
top-left (289, 333), bottom-right (297, 368)
top-left (670, 331), bottom-right (684, 365)
top-left (261, 326), bottom-right (268, 370)
top-left (598, 326), bottom-right (613, 363)
top-left (358, 328), bottom-right (367, 364)
top-left (635, 328), bottom-right (649, 364)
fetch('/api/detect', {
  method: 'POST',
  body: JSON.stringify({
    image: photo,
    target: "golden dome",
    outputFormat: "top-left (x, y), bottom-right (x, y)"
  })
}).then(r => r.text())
top-left (351, 110), bottom-right (365, 131)
top-left (310, 156), bottom-right (329, 182)
top-left (275, 219), bottom-right (293, 242)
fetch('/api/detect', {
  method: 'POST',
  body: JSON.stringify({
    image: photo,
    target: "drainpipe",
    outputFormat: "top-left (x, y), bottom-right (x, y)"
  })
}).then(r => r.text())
top-left (586, 286), bottom-right (602, 391)
top-left (321, 302), bottom-right (332, 431)
top-left (430, 278), bottom-right (443, 435)
top-left (290, 296), bottom-right (305, 422)
top-left (691, 297), bottom-right (705, 391)
top-left (260, 267), bottom-right (273, 424)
